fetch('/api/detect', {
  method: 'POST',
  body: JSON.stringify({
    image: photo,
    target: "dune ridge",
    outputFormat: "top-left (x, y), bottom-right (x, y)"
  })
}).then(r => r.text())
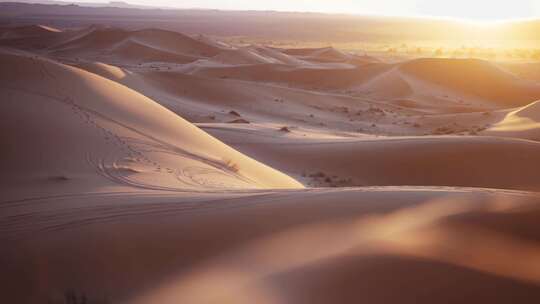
top-left (486, 100), bottom-right (540, 140)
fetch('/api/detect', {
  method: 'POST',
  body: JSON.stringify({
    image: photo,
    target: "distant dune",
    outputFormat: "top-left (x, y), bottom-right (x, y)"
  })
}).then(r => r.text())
top-left (0, 24), bottom-right (60, 39)
top-left (400, 58), bottom-right (540, 107)
top-left (46, 27), bottom-right (222, 62)
top-left (2, 2), bottom-right (540, 44)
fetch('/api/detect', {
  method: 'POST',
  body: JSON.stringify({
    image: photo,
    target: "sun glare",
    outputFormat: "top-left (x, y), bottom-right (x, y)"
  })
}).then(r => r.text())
top-left (150, 0), bottom-right (540, 23)
top-left (411, 0), bottom-right (538, 22)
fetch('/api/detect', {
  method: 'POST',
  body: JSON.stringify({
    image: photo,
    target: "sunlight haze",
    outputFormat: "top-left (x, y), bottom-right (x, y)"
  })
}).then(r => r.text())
top-left (108, 0), bottom-right (540, 21)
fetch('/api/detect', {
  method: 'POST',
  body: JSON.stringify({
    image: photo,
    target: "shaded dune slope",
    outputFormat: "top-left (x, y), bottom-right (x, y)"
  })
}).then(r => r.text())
top-left (0, 24), bottom-right (78, 50)
top-left (48, 27), bottom-right (221, 62)
top-left (2, 187), bottom-right (540, 304)
top-left (0, 24), bottom-right (60, 39)
top-left (192, 62), bottom-right (392, 91)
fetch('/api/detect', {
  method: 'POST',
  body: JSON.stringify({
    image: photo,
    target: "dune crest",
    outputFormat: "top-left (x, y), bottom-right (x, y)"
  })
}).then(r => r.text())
top-left (487, 100), bottom-right (540, 140)
top-left (0, 24), bottom-right (60, 39)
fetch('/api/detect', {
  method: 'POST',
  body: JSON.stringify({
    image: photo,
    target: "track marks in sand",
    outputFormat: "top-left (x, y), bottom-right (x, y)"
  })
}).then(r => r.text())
top-left (0, 189), bottom-right (294, 241)
top-left (12, 56), bottom-right (261, 191)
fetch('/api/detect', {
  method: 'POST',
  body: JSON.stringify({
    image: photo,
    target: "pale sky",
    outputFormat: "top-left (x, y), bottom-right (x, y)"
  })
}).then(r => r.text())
top-left (102, 0), bottom-right (540, 22)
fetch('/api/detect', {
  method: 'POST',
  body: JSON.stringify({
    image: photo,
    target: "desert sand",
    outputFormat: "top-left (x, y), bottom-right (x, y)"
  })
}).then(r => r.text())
top-left (2, 23), bottom-right (540, 304)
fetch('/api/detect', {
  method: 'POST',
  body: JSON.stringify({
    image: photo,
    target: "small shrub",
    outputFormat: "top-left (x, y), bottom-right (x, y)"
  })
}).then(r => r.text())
top-left (225, 159), bottom-right (240, 173)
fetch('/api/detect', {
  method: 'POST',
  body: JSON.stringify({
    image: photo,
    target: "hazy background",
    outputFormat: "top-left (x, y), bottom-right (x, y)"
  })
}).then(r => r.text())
top-left (60, 0), bottom-right (540, 21)
top-left (1, 0), bottom-right (540, 59)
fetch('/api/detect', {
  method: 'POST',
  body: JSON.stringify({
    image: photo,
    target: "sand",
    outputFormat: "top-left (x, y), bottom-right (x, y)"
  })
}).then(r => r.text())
top-left (1, 24), bottom-right (540, 304)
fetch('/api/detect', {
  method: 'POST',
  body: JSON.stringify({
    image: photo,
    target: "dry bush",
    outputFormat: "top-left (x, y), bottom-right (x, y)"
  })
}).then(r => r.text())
top-left (224, 159), bottom-right (240, 173)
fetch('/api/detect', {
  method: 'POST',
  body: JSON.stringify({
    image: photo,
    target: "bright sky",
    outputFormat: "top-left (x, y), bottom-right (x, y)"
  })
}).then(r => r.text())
top-left (110, 0), bottom-right (540, 22)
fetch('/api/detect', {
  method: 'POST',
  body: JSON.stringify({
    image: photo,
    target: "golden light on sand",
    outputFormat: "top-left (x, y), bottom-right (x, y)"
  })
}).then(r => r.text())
top-left (3, 2), bottom-right (540, 303)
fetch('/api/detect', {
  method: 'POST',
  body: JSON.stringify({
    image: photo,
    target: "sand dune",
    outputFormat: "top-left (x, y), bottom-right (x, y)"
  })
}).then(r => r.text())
top-left (71, 61), bottom-right (510, 135)
top-left (2, 187), bottom-right (539, 303)
top-left (212, 47), bottom-right (280, 65)
top-left (6, 25), bottom-right (539, 113)
top-left (126, 70), bottom-right (407, 126)
top-left (486, 100), bottom-right (540, 140)
top-left (209, 46), bottom-right (311, 65)
top-left (358, 66), bottom-right (414, 99)
top-left (70, 58), bottom-right (393, 124)
top-left (191, 63), bottom-right (391, 92)
top-left (193, 33), bottom-right (235, 49)
top-left (252, 46), bottom-right (311, 65)
top-left (282, 47), bottom-right (352, 62)
top-left (127, 28), bottom-right (222, 57)
top-left (0, 24), bottom-right (75, 50)
top-left (0, 24), bottom-right (60, 39)
top-left (400, 58), bottom-right (540, 107)
top-left (202, 125), bottom-right (540, 191)
top-left (109, 39), bottom-right (199, 64)
top-left (0, 47), bottom-right (302, 198)
top-left (190, 55), bottom-right (540, 111)
top-left (47, 27), bottom-right (222, 62)
top-left (2, 22), bottom-right (540, 304)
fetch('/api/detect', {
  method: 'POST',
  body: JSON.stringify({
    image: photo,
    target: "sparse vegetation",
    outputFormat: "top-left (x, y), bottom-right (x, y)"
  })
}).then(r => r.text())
top-left (228, 118), bottom-right (250, 124)
top-left (48, 175), bottom-right (70, 181)
top-left (224, 159), bottom-right (240, 172)
top-left (306, 171), bottom-right (354, 187)
top-left (279, 126), bottom-right (291, 132)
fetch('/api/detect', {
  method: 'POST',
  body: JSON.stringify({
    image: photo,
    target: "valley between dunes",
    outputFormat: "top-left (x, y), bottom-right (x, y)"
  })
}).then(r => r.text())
top-left (2, 25), bottom-right (540, 303)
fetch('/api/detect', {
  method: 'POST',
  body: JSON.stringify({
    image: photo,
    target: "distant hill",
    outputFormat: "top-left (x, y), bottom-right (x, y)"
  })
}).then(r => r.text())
top-left (0, 0), bottom-right (165, 9)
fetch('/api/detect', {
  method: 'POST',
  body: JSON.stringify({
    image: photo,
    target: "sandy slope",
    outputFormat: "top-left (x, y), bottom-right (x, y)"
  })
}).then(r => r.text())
top-left (0, 47), bottom-right (302, 198)
top-left (76, 63), bottom-right (509, 138)
top-left (0, 25), bottom-right (78, 51)
top-left (282, 47), bottom-right (354, 63)
top-left (486, 100), bottom-right (540, 140)
top-left (399, 58), bottom-right (540, 107)
top-left (191, 58), bottom-right (540, 109)
top-left (26, 26), bottom-right (223, 63)
top-left (2, 25), bottom-right (540, 304)
top-left (0, 24), bottom-right (60, 39)
top-left (2, 188), bottom-right (540, 303)
top-left (201, 124), bottom-right (540, 190)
